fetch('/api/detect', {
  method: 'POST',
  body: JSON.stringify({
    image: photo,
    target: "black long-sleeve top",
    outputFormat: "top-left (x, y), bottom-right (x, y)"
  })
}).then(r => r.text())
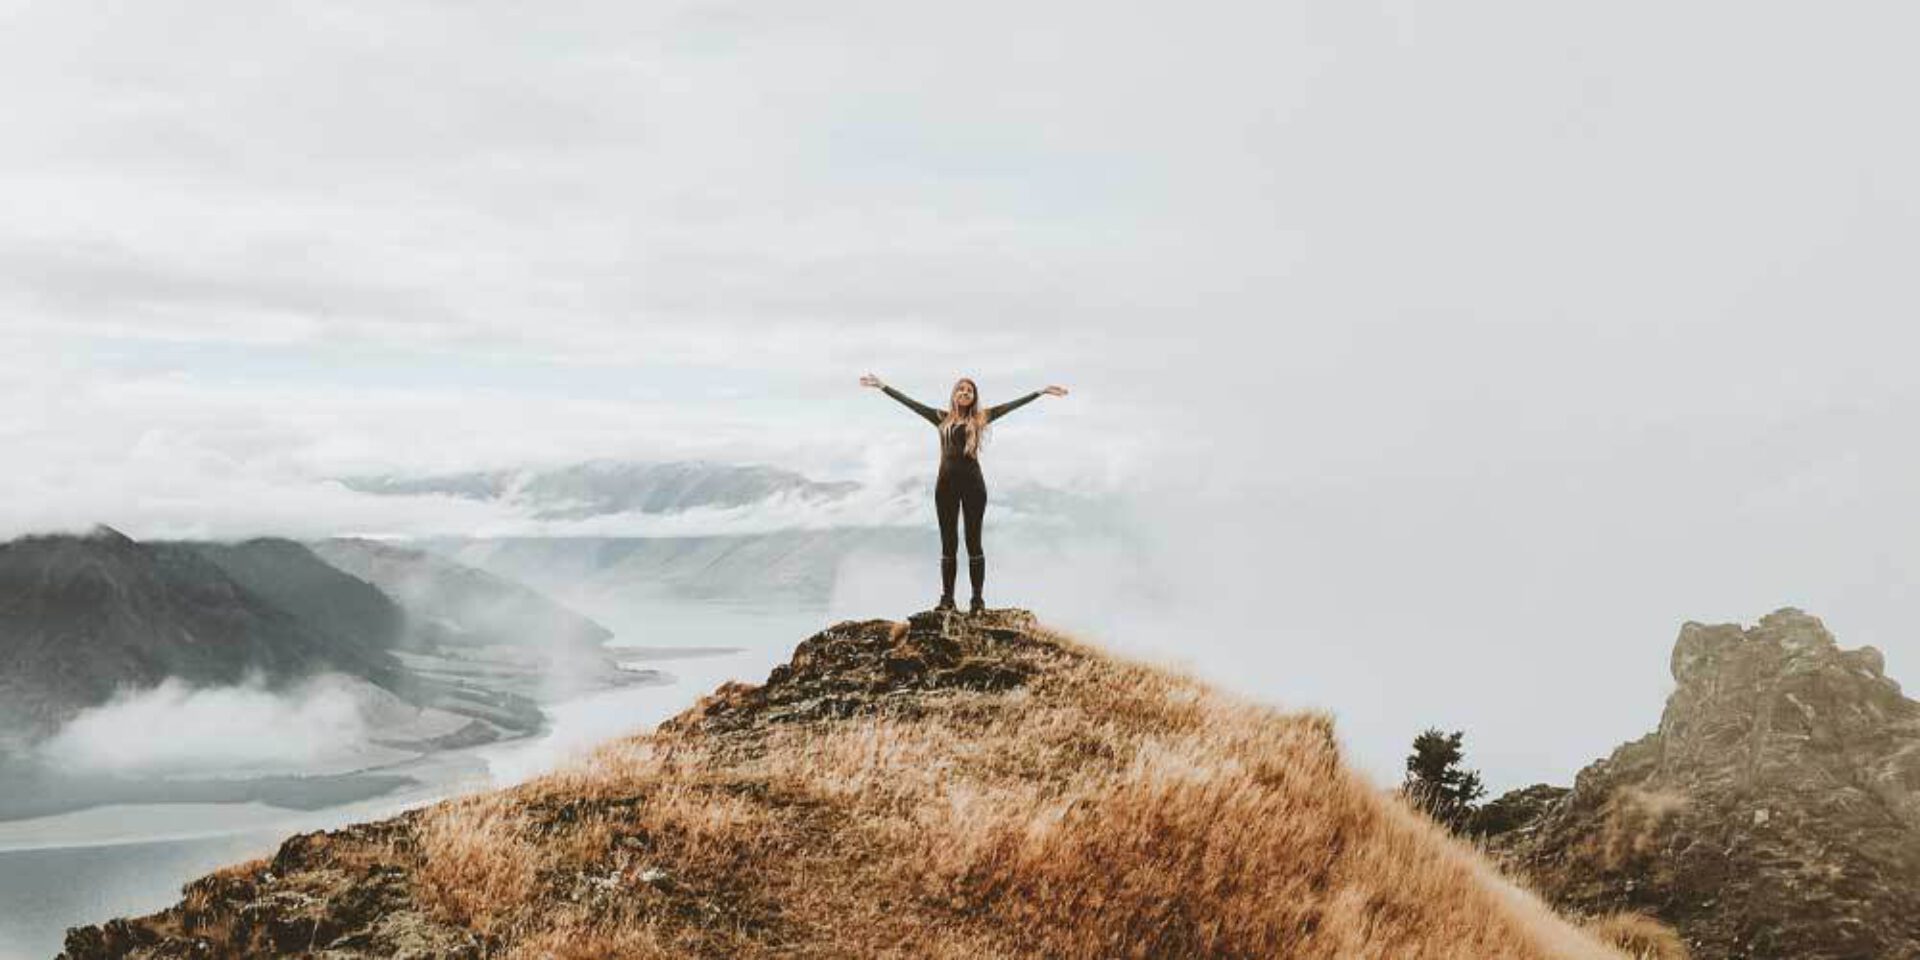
top-left (881, 385), bottom-right (1041, 466)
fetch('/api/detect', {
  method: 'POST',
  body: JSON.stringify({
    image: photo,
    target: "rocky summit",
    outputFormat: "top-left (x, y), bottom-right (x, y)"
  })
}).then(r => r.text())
top-left (61, 608), bottom-right (1650, 960)
top-left (1485, 608), bottom-right (1920, 959)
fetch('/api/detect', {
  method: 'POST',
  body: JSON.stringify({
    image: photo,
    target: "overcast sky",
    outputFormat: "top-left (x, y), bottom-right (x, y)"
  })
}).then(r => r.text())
top-left (5, 1), bottom-right (1919, 790)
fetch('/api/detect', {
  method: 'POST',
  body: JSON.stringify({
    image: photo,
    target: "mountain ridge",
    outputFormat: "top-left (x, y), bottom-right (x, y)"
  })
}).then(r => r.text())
top-left (308, 537), bottom-right (612, 653)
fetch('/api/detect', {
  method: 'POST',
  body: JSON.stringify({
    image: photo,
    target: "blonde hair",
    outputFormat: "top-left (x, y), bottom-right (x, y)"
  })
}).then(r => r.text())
top-left (941, 377), bottom-right (991, 458)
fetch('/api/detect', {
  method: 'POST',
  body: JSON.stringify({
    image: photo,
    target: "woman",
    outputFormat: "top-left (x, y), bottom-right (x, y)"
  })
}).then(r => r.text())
top-left (860, 373), bottom-right (1069, 613)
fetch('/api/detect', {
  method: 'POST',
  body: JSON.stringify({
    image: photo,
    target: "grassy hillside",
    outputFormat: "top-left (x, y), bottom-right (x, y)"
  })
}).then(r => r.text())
top-left (61, 610), bottom-right (1679, 959)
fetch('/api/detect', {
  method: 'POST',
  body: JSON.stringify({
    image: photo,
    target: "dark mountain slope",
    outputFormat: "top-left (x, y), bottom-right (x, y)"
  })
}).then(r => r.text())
top-left (0, 528), bottom-right (409, 746)
top-left (174, 538), bottom-right (407, 682)
top-left (306, 537), bottom-right (610, 652)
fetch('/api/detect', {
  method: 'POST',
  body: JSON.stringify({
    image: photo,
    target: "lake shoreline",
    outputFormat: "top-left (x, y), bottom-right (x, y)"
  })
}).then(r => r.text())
top-left (0, 603), bottom-right (827, 960)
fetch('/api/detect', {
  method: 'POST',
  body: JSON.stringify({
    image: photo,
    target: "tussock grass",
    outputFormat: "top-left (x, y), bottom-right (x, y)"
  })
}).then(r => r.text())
top-left (173, 858), bottom-right (269, 950)
top-left (408, 618), bottom-right (1665, 958)
top-left (1584, 911), bottom-right (1691, 959)
top-left (413, 793), bottom-right (543, 937)
top-left (1590, 786), bottom-right (1689, 870)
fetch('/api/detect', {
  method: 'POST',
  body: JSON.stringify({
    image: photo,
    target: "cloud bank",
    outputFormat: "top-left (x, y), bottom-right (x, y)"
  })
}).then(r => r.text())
top-left (38, 675), bottom-right (377, 779)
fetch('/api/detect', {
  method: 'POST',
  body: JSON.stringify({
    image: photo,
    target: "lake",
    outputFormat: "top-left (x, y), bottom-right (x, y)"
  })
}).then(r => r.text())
top-left (0, 600), bottom-right (828, 960)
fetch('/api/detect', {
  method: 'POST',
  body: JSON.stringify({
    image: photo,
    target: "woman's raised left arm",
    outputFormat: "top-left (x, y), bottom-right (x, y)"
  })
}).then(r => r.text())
top-left (988, 385), bottom-right (1068, 422)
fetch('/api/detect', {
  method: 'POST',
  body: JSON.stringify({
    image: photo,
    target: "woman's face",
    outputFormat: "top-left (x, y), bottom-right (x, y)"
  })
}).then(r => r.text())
top-left (953, 381), bottom-right (976, 407)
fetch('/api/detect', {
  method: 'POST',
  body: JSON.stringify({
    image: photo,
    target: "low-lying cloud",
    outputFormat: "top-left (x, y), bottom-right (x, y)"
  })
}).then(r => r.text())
top-left (39, 674), bottom-right (375, 779)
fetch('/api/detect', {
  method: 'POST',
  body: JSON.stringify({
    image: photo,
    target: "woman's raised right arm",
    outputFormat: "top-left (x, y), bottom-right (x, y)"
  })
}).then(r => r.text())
top-left (881, 385), bottom-right (943, 426)
top-left (862, 373), bottom-right (942, 426)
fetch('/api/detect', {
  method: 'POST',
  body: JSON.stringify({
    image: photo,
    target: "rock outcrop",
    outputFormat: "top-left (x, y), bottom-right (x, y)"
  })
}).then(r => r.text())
top-left (1485, 608), bottom-right (1920, 959)
top-left (668, 607), bottom-right (1048, 736)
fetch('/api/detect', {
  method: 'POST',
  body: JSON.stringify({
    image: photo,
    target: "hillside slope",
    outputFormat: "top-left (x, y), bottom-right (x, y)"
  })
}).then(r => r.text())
top-left (60, 610), bottom-right (1665, 959)
top-left (172, 537), bottom-right (410, 681)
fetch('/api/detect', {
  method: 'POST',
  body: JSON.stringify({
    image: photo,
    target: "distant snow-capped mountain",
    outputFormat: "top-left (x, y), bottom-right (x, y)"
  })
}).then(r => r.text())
top-left (340, 459), bottom-right (1120, 534)
top-left (417, 528), bottom-right (926, 607)
top-left (340, 460), bottom-right (860, 520)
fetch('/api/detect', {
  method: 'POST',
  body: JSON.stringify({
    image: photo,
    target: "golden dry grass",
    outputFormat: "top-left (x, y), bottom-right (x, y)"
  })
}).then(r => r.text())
top-left (165, 855), bottom-right (273, 950)
top-left (1590, 786), bottom-right (1689, 870)
top-left (413, 793), bottom-right (544, 938)
top-left (1583, 911), bottom-right (1691, 959)
top-left (409, 619), bottom-right (1658, 958)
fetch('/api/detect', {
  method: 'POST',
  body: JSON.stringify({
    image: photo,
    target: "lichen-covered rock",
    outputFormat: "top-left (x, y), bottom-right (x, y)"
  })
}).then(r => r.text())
top-left (1485, 607), bottom-right (1920, 959)
top-left (663, 607), bottom-right (1070, 735)
top-left (57, 816), bottom-right (483, 960)
top-left (1471, 783), bottom-right (1570, 838)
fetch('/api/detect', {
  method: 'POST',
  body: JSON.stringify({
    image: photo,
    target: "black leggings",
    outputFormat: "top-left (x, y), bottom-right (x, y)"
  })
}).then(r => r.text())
top-left (935, 463), bottom-right (988, 598)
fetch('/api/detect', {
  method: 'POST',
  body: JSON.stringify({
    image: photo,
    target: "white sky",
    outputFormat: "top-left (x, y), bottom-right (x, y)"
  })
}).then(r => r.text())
top-left (5, 1), bottom-right (1919, 790)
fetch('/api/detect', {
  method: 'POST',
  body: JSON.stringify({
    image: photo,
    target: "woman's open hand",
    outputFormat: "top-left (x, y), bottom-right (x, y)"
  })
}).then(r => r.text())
top-left (1043, 385), bottom-right (1069, 397)
top-left (860, 373), bottom-right (885, 389)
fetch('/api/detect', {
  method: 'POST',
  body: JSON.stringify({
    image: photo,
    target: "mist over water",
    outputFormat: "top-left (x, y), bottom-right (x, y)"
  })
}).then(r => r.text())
top-left (39, 674), bottom-right (375, 779)
top-left (0, 833), bottom-right (277, 960)
top-left (0, 595), bottom-right (821, 960)
top-left (478, 602), bottom-right (824, 787)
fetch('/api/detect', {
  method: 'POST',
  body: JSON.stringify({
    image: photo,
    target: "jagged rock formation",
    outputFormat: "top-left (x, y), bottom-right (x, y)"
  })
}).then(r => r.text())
top-left (1484, 608), bottom-right (1920, 959)
top-left (61, 609), bottom-right (1647, 960)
